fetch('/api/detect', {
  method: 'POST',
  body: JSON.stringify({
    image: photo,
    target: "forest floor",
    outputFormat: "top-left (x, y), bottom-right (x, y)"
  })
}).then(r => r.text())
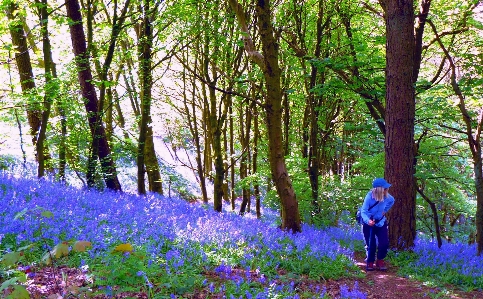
top-left (17, 252), bottom-right (483, 299)
top-left (343, 252), bottom-right (483, 299)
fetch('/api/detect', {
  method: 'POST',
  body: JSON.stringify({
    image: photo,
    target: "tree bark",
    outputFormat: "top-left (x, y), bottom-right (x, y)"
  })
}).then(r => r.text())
top-left (37, 0), bottom-right (54, 178)
top-left (137, 0), bottom-right (149, 194)
top-left (65, 0), bottom-right (122, 191)
top-left (385, 0), bottom-right (416, 250)
top-left (230, 103), bottom-right (236, 209)
top-left (6, 1), bottom-right (42, 150)
top-left (253, 106), bottom-right (261, 218)
top-left (239, 102), bottom-right (253, 215)
top-left (137, 0), bottom-right (162, 195)
top-left (228, 0), bottom-right (301, 232)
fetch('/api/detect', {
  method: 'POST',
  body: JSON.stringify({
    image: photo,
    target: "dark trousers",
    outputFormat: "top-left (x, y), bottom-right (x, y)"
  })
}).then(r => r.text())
top-left (363, 223), bottom-right (389, 263)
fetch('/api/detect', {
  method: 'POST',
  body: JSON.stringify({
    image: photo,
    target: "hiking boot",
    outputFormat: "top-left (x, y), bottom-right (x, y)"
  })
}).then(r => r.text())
top-left (376, 260), bottom-right (387, 271)
top-left (366, 262), bottom-right (374, 271)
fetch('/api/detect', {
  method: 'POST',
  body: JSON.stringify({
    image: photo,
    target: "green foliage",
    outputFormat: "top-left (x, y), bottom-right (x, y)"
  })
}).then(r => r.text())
top-left (388, 249), bottom-right (483, 292)
top-left (0, 155), bottom-right (15, 171)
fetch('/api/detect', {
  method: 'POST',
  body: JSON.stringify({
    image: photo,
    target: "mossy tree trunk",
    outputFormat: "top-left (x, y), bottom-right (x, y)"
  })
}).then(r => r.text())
top-left (229, 0), bottom-right (301, 232)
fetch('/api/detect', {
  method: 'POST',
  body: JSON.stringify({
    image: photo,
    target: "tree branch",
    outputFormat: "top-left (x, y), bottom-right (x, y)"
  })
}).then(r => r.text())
top-left (227, 0), bottom-right (265, 70)
top-left (427, 19), bottom-right (480, 157)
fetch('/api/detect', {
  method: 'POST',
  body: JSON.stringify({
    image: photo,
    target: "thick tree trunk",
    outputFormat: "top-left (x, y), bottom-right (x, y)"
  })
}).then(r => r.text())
top-left (137, 0), bottom-right (151, 195)
top-left (136, 3), bottom-right (163, 195)
top-left (209, 85), bottom-right (225, 212)
top-left (385, 0), bottom-right (416, 250)
top-left (37, 0), bottom-right (54, 178)
top-left (257, 0), bottom-right (301, 232)
top-left (145, 127), bottom-right (163, 194)
top-left (229, 0), bottom-right (301, 232)
top-left (6, 2), bottom-right (42, 149)
top-left (65, 0), bottom-right (122, 191)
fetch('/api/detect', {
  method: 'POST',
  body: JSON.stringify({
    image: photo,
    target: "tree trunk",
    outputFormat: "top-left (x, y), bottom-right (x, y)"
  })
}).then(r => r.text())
top-left (209, 84), bottom-right (225, 212)
top-left (105, 77), bottom-right (114, 143)
top-left (37, 0), bottom-right (54, 179)
top-left (385, 0), bottom-right (416, 250)
top-left (417, 187), bottom-right (443, 248)
top-left (282, 71), bottom-right (290, 156)
top-left (6, 1), bottom-right (42, 150)
top-left (253, 106), bottom-right (261, 218)
top-left (230, 103), bottom-right (236, 209)
top-left (186, 57), bottom-right (208, 202)
top-left (145, 126), bottom-right (163, 194)
top-left (474, 164), bottom-right (483, 255)
top-left (135, 0), bottom-right (163, 195)
top-left (65, 0), bottom-right (122, 191)
top-left (239, 102), bottom-right (252, 215)
top-left (229, 0), bottom-right (301, 232)
top-left (137, 0), bottom-right (152, 195)
top-left (307, 1), bottom-right (326, 216)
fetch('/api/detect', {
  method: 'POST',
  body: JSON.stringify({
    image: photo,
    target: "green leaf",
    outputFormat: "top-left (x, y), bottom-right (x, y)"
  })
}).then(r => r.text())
top-left (1, 252), bottom-right (21, 267)
top-left (0, 277), bottom-right (19, 292)
top-left (14, 208), bottom-right (28, 220)
top-left (17, 244), bottom-right (35, 251)
top-left (41, 210), bottom-right (54, 218)
top-left (7, 285), bottom-right (30, 299)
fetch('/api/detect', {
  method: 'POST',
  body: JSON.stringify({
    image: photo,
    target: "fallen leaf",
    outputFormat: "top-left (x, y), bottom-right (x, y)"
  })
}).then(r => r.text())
top-left (51, 243), bottom-right (69, 259)
top-left (72, 241), bottom-right (92, 252)
top-left (112, 243), bottom-right (133, 253)
top-left (41, 252), bottom-right (52, 265)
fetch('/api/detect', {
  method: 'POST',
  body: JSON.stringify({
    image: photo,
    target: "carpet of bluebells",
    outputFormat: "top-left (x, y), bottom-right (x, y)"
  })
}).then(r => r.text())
top-left (1, 172), bottom-right (483, 298)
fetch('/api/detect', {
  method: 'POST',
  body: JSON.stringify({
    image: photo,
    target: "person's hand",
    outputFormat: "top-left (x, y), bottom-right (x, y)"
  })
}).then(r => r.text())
top-left (368, 219), bottom-right (375, 226)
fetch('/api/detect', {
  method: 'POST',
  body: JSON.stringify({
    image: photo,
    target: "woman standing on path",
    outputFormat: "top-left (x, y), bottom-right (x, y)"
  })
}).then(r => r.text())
top-left (361, 178), bottom-right (395, 271)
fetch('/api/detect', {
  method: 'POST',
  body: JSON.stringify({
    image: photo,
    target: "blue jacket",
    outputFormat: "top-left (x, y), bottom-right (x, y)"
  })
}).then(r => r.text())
top-left (361, 190), bottom-right (395, 227)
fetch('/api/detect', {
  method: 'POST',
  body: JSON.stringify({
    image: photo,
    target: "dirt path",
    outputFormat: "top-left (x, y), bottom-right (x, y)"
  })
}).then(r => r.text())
top-left (349, 258), bottom-right (483, 299)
